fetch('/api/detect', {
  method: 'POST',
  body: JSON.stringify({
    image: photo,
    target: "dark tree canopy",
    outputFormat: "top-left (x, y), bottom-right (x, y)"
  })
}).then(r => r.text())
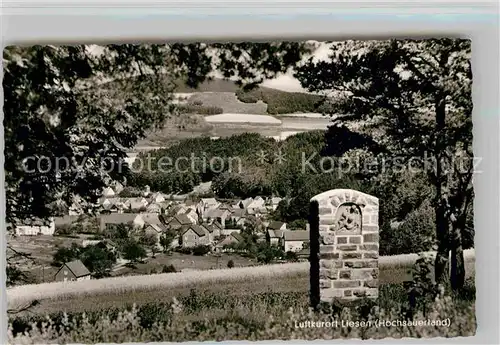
top-left (4, 42), bottom-right (311, 227)
top-left (295, 39), bottom-right (473, 288)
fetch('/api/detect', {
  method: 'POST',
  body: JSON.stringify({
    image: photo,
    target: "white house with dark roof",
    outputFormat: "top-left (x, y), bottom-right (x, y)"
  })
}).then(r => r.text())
top-left (180, 224), bottom-right (210, 248)
top-left (266, 229), bottom-right (284, 246)
top-left (99, 213), bottom-right (144, 232)
top-left (283, 230), bottom-right (310, 252)
top-left (267, 221), bottom-right (287, 232)
top-left (214, 231), bottom-right (245, 253)
top-left (204, 208), bottom-right (231, 225)
top-left (167, 214), bottom-right (194, 231)
top-left (54, 259), bottom-right (91, 282)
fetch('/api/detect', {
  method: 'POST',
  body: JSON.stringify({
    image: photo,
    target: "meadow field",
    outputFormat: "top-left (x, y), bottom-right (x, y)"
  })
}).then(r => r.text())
top-left (8, 249), bottom-right (475, 316)
top-left (8, 271), bottom-right (476, 343)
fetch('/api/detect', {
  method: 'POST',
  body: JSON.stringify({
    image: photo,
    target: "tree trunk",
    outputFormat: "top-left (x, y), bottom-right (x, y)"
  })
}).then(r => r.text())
top-left (434, 203), bottom-right (450, 285)
top-left (434, 77), bottom-right (449, 285)
top-left (450, 222), bottom-right (465, 290)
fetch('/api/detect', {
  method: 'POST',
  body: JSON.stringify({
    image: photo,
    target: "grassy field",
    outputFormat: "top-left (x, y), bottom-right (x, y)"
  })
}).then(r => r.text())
top-left (113, 252), bottom-right (259, 276)
top-left (187, 92), bottom-right (268, 114)
top-left (7, 249), bottom-right (475, 317)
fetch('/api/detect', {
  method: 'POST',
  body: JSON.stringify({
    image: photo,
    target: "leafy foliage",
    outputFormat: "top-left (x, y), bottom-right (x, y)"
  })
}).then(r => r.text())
top-left (121, 239), bottom-right (147, 262)
top-left (295, 39), bottom-right (473, 288)
top-left (4, 42), bottom-right (310, 229)
top-left (52, 242), bottom-right (116, 278)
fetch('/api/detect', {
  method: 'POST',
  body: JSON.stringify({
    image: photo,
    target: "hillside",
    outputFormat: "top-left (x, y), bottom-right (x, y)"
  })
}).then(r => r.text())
top-left (104, 76), bottom-right (327, 115)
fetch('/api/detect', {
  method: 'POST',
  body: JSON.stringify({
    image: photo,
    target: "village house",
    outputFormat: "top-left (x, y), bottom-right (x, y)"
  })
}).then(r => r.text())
top-left (157, 201), bottom-right (173, 214)
top-left (247, 196), bottom-right (266, 212)
top-left (102, 187), bottom-right (116, 198)
top-left (99, 197), bottom-right (123, 209)
top-left (214, 232), bottom-right (245, 253)
top-left (246, 206), bottom-right (268, 217)
top-left (141, 213), bottom-right (165, 227)
top-left (228, 208), bottom-right (247, 227)
top-left (267, 197), bottom-right (283, 211)
top-left (211, 220), bottom-right (224, 232)
top-left (201, 222), bottom-right (222, 242)
top-left (180, 224), bottom-right (210, 248)
top-left (123, 197), bottom-right (149, 211)
top-left (184, 208), bottom-right (199, 224)
top-left (204, 208), bottom-right (231, 225)
top-left (167, 214), bottom-right (194, 231)
top-left (237, 197), bottom-right (254, 210)
top-left (143, 223), bottom-right (169, 247)
top-left (220, 228), bottom-right (241, 236)
top-left (15, 217), bottom-right (56, 236)
top-left (54, 259), bottom-right (91, 282)
top-left (267, 221), bottom-right (287, 232)
top-left (81, 238), bottom-right (118, 254)
top-left (282, 230), bottom-right (310, 252)
top-left (197, 198), bottom-right (220, 217)
top-left (149, 192), bottom-right (166, 204)
top-left (168, 204), bottom-right (188, 217)
top-left (99, 213), bottom-right (144, 232)
top-left (266, 229), bottom-right (284, 246)
top-left (146, 203), bottom-right (162, 214)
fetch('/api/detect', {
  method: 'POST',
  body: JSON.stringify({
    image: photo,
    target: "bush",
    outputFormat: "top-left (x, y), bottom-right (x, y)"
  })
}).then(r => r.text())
top-left (227, 260), bottom-right (234, 269)
top-left (178, 104), bottom-right (223, 115)
top-left (176, 247), bottom-right (193, 255)
top-left (121, 240), bottom-right (147, 263)
top-left (54, 224), bottom-right (73, 236)
top-left (380, 200), bottom-right (435, 256)
top-left (162, 264), bottom-right (177, 273)
top-left (284, 251), bottom-right (298, 262)
top-left (192, 245), bottom-right (211, 256)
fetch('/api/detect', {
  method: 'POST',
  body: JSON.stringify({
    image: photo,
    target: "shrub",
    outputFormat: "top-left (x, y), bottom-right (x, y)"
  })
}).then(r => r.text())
top-left (176, 247), bottom-right (193, 255)
top-left (54, 224), bottom-right (73, 236)
top-left (192, 245), bottom-right (211, 256)
top-left (380, 200), bottom-right (435, 256)
top-left (178, 104), bottom-right (223, 115)
top-left (284, 251), bottom-right (298, 262)
top-left (162, 264), bottom-right (177, 273)
top-left (227, 260), bottom-right (234, 269)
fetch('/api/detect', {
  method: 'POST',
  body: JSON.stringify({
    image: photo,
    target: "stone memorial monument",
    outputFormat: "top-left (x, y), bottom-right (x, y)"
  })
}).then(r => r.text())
top-left (309, 189), bottom-right (379, 306)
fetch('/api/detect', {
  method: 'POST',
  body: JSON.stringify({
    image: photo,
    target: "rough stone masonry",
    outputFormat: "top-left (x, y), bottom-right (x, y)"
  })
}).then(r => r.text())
top-left (309, 189), bottom-right (379, 305)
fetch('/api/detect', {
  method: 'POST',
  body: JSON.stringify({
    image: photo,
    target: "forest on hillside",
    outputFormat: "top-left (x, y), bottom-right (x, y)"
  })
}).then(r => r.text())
top-left (127, 130), bottom-right (474, 257)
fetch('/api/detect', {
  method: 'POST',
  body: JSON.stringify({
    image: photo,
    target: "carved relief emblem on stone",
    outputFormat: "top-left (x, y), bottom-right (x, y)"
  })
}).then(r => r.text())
top-left (335, 203), bottom-right (361, 233)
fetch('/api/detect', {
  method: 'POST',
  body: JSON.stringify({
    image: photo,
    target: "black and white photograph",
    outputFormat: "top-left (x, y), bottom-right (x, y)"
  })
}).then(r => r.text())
top-left (4, 38), bottom-right (476, 342)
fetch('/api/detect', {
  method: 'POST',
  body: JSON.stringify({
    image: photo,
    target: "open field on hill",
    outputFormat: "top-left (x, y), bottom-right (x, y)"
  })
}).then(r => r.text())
top-left (8, 249), bottom-right (475, 316)
top-left (187, 92), bottom-right (268, 114)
